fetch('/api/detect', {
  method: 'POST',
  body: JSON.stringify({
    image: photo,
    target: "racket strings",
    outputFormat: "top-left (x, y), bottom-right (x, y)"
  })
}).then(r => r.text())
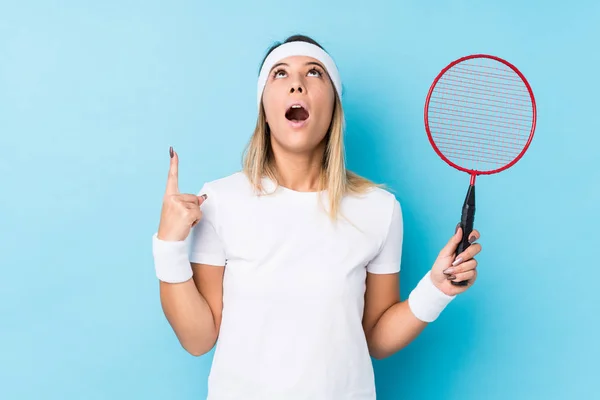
top-left (427, 58), bottom-right (534, 172)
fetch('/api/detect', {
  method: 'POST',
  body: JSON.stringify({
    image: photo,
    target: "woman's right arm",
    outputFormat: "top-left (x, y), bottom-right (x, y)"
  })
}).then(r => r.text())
top-left (159, 263), bottom-right (224, 356)
top-left (154, 147), bottom-right (225, 356)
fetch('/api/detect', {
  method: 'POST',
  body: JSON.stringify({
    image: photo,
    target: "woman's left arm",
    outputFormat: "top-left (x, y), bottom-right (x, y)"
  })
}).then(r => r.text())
top-left (362, 272), bottom-right (425, 359)
top-left (363, 227), bottom-right (482, 359)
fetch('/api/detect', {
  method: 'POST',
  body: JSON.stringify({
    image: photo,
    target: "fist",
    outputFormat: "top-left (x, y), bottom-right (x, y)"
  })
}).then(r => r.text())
top-left (156, 147), bottom-right (206, 242)
top-left (430, 225), bottom-right (482, 296)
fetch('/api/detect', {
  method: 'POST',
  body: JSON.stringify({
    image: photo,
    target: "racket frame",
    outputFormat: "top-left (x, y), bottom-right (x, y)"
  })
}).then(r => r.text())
top-left (424, 53), bottom-right (537, 182)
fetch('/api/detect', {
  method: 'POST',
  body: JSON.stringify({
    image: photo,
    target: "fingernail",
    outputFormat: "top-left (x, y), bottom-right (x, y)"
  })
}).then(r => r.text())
top-left (452, 257), bottom-right (463, 266)
top-left (455, 223), bottom-right (460, 234)
top-left (468, 235), bottom-right (476, 244)
top-left (169, 146), bottom-right (174, 158)
top-left (443, 267), bottom-right (455, 275)
top-left (200, 194), bottom-right (207, 200)
top-left (447, 275), bottom-right (456, 280)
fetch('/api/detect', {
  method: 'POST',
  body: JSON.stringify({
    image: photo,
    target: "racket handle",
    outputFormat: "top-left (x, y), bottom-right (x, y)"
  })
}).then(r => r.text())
top-left (452, 184), bottom-right (476, 287)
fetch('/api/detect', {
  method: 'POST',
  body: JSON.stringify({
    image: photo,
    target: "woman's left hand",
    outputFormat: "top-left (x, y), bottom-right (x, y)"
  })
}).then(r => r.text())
top-left (430, 225), bottom-right (481, 296)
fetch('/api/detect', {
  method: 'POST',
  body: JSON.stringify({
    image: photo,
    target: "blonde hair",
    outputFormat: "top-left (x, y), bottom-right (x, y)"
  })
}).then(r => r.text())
top-left (242, 91), bottom-right (382, 220)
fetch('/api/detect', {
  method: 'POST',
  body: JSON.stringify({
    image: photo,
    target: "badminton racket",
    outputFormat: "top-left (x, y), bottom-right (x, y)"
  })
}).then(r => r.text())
top-left (424, 54), bottom-right (537, 286)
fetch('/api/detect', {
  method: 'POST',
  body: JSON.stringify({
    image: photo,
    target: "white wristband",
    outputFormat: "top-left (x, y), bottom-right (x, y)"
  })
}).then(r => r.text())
top-left (152, 233), bottom-right (193, 283)
top-left (408, 271), bottom-right (456, 322)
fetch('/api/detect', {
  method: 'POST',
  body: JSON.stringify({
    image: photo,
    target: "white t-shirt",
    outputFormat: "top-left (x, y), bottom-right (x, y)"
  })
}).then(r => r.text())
top-left (188, 171), bottom-right (403, 400)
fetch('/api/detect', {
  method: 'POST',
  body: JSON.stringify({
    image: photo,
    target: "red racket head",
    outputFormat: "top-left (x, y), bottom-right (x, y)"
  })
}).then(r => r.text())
top-left (424, 54), bottom-right (536, 179)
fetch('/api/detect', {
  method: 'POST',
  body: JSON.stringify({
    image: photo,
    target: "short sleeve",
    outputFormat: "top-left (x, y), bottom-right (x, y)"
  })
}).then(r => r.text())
top-left (188, 183), bottom-right (227, 266)
top-left (366, 198), bottom-right (403, 274)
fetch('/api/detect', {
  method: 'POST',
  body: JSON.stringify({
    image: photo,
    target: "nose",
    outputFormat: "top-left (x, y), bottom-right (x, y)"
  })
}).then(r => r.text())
top-left (289, 71), bottom-right (305, 94)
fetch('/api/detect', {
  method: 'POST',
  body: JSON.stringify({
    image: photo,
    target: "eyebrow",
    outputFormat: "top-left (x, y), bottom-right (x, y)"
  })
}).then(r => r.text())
top-left (269, 61), bottom-right (326, 72)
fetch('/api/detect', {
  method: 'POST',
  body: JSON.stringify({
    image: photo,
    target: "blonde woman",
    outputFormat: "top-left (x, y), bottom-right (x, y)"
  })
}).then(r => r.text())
top-left (152, 34), bottom-right (481, 399)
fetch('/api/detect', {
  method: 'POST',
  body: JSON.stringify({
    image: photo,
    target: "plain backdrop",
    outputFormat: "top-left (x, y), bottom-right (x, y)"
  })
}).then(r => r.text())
top-left (1, 1), bottom-right (599, 399)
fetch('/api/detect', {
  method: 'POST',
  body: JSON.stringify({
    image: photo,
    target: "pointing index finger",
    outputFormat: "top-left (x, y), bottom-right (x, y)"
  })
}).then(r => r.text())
top-left (166, 146), bottom-right (179, 194)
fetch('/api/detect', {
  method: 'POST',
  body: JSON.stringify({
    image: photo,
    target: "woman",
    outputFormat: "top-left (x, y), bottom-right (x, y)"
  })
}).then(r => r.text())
top-left (152, 34), bottom-right (481, 399)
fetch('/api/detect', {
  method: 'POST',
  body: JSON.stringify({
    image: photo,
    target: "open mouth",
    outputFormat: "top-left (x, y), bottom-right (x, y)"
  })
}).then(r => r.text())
top-left (285, 104), bottom-right (309, 123)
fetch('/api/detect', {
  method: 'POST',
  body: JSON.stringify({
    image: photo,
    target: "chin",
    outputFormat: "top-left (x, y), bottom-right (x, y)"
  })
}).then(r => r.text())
top-left (278, 136), bottom-right (319, 153)
top-left (272, 126), bottom-right (325, 154)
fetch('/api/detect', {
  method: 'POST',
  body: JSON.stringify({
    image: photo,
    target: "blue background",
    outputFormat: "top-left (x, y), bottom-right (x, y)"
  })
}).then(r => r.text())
top-left (1, 1), bottom-right (598, 399)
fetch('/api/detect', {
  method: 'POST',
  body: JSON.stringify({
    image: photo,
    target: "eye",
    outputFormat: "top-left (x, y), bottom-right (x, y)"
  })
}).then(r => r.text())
top-left (272, 68), bottom-right (287, 78)
top-left (307, 67), bottom-right (323, 77)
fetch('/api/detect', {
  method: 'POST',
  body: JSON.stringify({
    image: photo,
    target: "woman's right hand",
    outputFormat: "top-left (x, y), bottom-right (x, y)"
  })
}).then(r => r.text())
top-left (157, 147), bottom-right (207, 242)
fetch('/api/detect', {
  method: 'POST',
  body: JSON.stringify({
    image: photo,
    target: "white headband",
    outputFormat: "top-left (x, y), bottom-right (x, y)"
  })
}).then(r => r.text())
top-left (256, 41), bottom-right (342, 107)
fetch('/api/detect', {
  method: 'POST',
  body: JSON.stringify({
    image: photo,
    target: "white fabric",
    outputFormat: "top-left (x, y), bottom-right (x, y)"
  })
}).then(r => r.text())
top-left (152, 233), bottom-right (193, 283)
top-left (408, 271), bottom-right (456, 322)
top-left (256, 41), bottom-right (342, 107)
top-left (189, 171), bottom-right (402, 400)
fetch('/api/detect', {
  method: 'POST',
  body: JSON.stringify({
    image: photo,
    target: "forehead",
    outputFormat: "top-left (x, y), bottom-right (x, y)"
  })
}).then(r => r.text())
top-left (270, 55), bottom-right (325, 70)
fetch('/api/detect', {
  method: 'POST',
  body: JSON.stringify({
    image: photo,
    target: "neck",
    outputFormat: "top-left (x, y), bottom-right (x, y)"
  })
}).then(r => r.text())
top-left (271, 143), bottom-right (326, 192)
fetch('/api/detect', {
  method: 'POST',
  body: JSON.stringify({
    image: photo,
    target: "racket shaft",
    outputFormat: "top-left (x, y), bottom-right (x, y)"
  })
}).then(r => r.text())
top-left (453, 184), bottom-right (475, 286)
